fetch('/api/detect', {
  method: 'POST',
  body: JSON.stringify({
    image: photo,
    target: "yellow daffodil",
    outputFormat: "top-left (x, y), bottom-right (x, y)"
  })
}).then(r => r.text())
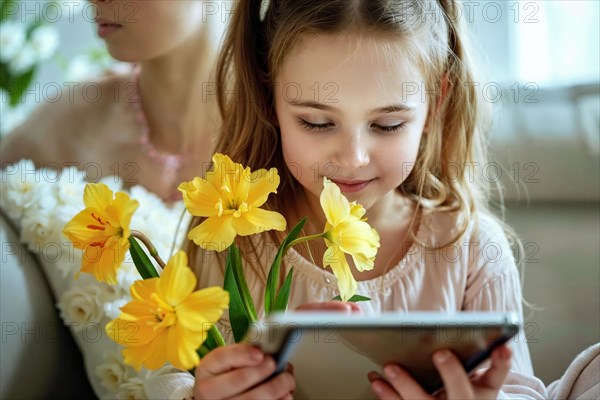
top-left (179, 153), bottom-right (286, 251)
top-left (321, 178), bottom-right (380, 301)
top-left (63, 183), bottom-right (138, 284)
top-left (106, 251), bottom-right (229, 371)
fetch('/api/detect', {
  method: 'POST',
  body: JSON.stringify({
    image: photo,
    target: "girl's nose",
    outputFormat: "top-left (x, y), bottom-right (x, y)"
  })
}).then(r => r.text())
top-left (331, 132), bottom-right (370, 170)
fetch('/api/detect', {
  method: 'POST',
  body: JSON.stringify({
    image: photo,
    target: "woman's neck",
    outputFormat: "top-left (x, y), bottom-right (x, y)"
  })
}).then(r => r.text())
top-left (137, 24), bottom-right (218, 155)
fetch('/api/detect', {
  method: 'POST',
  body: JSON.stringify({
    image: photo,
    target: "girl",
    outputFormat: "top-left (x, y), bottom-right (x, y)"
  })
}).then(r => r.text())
top-left (150, 0), bottom-right (550, 398)
top-left (0, 0), bottom-right (223, 202)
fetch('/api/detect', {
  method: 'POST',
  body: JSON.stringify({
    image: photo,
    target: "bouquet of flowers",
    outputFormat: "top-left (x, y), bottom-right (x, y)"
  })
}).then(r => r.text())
top-left (0, 159), bottom-right (190, 397)
top-left (62, 153), bottom-right (381, 373)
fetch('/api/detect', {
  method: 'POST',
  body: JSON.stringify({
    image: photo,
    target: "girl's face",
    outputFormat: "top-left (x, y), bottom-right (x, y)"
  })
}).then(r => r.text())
top-left (91, 0), bottom-right (205, 62)
top-left (275, 34), bottom-right (429, 216)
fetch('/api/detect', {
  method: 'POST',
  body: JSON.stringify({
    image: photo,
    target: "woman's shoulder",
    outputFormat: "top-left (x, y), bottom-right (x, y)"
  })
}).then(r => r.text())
top-left (1, 72), bottom-right (136, 167)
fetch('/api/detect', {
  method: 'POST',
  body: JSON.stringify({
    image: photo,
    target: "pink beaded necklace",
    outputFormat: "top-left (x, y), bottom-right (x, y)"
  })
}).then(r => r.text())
top-left (130, 65), bottom-right (185, 187)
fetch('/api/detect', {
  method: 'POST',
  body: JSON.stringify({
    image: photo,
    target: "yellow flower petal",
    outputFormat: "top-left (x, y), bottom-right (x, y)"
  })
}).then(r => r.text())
top-left (168, 324), bottom-right (201, 370)
top-left (63, 183), bottom-right (136, 284)
top-left (246, 168), bottom-right (280, 207)
top-left (337, 221), bottom-right (380, 259)
top-left (121, 330), bottom-right (168, 371)
top-left (323, 245), bottom-right (357, 302)
top-left (241, 207), bottom-right (287, 233)
top-left (182, 154), bottom-right (285, 249)
top-left (83, 182), bottom-right (113, 209)
top-left (321, 178), bottom-right (350, 226)
top-left (318, 178), bottom-right (380, 300)
top-left (106, 317), bottom-right (156, 348)
top-left (188, 216), bottom-right (237, 251)
top-left (177, 287), bottom-right (229, 331)
top-left (105, 251), bottom-right (229, 371)
top-left (179, 178), bottom-right (222, 217)
top-left (158, 252), bottom-right (197, 306)
top-left (130, 278), bottom-right (159, 301)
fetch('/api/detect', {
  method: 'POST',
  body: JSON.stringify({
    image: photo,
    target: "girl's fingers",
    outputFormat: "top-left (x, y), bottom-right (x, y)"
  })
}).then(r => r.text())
top-left (370, 378), bottom-right (403, 400)
top-left (433, 350), bottom-right (473, 399)
top-left (195, 343), bottom-right (265, 379)
top-left (295, 301), bottom-right (361, 313)
top-left (195, 355), bottom-right (277, 399)
top-left (381, 365), bottom-right (432, 400)
top-left (231, 371), bottom-right (295, 400)
top-left (478, 345), bottom-right (512, 390)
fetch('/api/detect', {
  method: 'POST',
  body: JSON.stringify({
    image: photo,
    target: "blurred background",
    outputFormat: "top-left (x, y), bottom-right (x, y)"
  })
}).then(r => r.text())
top-left (1, 0), bottom-right (598, 389)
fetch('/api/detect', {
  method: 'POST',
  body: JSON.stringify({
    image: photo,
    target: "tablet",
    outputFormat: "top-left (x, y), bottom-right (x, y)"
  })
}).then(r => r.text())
top-left (245, 312), bottom-right (520, 399)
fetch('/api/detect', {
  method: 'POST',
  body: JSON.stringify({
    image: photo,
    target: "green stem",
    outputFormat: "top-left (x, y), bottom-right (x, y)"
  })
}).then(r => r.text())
top-left (285, 232), bottom-right (328, 254)
top-left (130, 230), bottom-right (166, 269)
top-left (209, 325), bottom-right (226, 347)
top-left (197, 344), bottom-right (211, 358)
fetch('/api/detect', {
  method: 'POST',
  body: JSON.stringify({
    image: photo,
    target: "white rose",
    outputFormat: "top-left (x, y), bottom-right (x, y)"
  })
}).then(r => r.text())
top-left (0, 21), bottom-right (25, 61)
top-left (58, 283), bottom-right (116, 332)
top-left (96, 351), bottom-right (132, 393)
top-left (116, 377), bottom-right (146, 400)
top-left (115, 262), bottom-right (141, 297)
top-left (10, 45), bottom-right (37, 74)
top-left (54, 246), bottom-right (83, 279)
top-left (0, 159), bottom-right (43, 221)
top-left (29, 25), bottom-right (59, 60)
top-left (0, 102), bottom-right (29, 136)
top-left (20, 211), bottom-right (60, 250)
top-left (103, 298), bottom-right (128, 320)
top-left (54, 166), bottom-right (87, 208)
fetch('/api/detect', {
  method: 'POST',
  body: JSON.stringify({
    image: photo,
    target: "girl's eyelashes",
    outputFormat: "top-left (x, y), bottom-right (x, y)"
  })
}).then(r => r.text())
top-left (296, 118), bottom-right (407, 134)
top-left (298, 118), bottom-right (335, 132)
top-left (371, 122), bottom-right (407, 133)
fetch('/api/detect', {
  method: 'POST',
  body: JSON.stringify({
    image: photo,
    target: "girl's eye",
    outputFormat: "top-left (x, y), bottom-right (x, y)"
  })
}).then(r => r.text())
top-left (298, 119), bottom-right (335, 132)
top-left (371, 122), bottom-right (406, 133)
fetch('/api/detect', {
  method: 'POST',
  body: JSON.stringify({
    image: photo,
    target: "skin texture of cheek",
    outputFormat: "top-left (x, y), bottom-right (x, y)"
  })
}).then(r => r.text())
top-left (100, 1), bottom-right (204, 62)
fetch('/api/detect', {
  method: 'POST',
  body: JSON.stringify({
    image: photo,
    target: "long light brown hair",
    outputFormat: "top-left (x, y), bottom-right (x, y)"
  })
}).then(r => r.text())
top-left (187, 0), bottom-right (518, 285)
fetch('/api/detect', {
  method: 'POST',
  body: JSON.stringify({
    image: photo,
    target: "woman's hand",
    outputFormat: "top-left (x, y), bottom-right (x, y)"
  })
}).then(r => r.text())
top-left (295, 301), bottom-right (362, 313)
top-left (368, 344), bottom-right (512, 399)
top-left (193, 343), bottom-right (295, 400)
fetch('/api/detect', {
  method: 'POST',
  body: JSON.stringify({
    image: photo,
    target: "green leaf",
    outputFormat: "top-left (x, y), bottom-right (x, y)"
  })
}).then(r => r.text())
top-left (224, 251), bottom-right (250, 343)
top-left (1, 0), bottom-right (17, 22)
top-left (128, 237), bottom-right (159, 279)
top-left (265, 217), bottom-right (306, 314)
top-left (202, 329), bottom-right (218, 351)
top-left (0, 62), bottom-right (10, 91)
top-left (273, 267), bottom-right (294, 312)
top-left (7, 67), bottom-right (36, 107)
top-left (331, 294), bottom-right (372, 302)
top-left (229, 244), bottom-right (258, 321)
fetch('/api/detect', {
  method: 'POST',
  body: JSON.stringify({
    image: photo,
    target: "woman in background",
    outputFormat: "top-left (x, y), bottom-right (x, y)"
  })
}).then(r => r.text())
top-left (1, 0), bottom-right (224, 202)
top-left (0, 1), bottom-right (227, 398)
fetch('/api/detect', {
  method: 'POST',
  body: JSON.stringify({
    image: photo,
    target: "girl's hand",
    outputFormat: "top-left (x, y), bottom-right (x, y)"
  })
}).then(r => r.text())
top-left (368, 344), bottom-right (512, 400)
top-left (193, 343), bottom-right (295, 400)
top-left (295, 301), bottom-right (362, 313)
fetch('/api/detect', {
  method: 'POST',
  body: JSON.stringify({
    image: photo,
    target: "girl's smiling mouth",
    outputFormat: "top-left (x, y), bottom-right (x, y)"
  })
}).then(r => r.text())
top-left (329, 178), bottom-right (375, 193)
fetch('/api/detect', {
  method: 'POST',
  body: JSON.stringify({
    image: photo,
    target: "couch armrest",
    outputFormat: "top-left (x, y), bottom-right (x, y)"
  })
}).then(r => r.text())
top-left (0, 211), bottom-right (95, 399)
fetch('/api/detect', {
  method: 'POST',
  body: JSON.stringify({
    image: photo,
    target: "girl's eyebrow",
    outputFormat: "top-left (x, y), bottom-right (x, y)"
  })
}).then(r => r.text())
top-left (287, 100), bottom-right (416, 114)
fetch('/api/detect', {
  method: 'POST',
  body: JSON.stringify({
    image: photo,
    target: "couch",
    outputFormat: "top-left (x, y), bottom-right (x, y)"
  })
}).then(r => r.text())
top-left (0, 213), bottom-right (96, 398)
